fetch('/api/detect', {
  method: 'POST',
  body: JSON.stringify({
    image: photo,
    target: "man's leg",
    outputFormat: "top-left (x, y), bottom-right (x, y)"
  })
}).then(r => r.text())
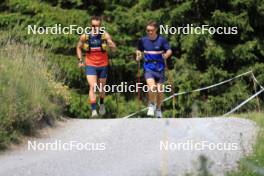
top-left (97, 66), bottom-right (108, 115)
top-left (146, 78), bottom-right (157, 116)
top-left (98, 78), bottom-right (107, 115)
top-left (146, 78), bottom-right (157, 103)
top-left (87, 75), bottom-right (98, 117)
top-left (156, 83), bottom-right (164, 110)
top-left (98, 78), bottom-right (106, 99)
top-left (155, 71), bottom-right (165, 118)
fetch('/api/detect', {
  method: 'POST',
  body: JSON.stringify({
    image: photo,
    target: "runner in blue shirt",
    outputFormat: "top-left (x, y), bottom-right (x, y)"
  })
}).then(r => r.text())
top-left (136, 21), bottom-right (172, 118)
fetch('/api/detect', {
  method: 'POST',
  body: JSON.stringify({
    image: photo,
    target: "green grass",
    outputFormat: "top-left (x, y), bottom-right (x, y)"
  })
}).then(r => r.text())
top-left (0, 43), bottom-right (69, 150)
top-left (226, 111), bottom-right (264, 176)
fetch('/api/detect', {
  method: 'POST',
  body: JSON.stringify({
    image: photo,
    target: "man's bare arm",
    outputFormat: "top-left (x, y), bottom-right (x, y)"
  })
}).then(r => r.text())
top-left (105, 32), bottom-right (117, 52)
top-left (136, 50), bottom-right (142, 61)
top-left (163, 49), bottom-right (172, 60)
top-left (76, 34), bottom-right (86, 61)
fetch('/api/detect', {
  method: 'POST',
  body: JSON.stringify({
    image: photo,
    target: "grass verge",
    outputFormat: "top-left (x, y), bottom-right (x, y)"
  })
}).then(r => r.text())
top-left (226, 111), bottom-right (264, 176)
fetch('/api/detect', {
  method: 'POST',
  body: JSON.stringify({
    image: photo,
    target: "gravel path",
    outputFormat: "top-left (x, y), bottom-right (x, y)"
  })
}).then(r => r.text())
top-left (0, 117), bottom-right (257, 176)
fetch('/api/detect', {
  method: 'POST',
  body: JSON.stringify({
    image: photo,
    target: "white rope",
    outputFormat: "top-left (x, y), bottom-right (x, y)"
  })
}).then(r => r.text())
top-left (123, 107), bottom-right (148, 119)
top-left (222, 72), bottom-right (264, 116)
top-left (163, 70), bottom-right (253, 101)
top-left (122, 70), bottom-right (253, 118)
top-left (251, 73), bottom-right (264, 89)
top-left (223, 88), bottom-right (264, 116)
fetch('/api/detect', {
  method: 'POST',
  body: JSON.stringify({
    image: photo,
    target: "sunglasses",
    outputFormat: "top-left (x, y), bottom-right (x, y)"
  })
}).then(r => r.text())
top-left (146, 29), bottom-right (155, 32)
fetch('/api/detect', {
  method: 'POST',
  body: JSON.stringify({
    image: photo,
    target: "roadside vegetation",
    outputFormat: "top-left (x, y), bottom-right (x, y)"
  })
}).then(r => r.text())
top-left (226, 112), bottom-right (264, 176)
top-left (0, 43), bottom-right (69, 150)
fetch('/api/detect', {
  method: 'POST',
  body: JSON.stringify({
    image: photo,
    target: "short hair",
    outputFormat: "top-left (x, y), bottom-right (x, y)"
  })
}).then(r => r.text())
top-left (146, 20), bottom-right (158, 28)
top-left (91, 16), bottom-right (102, 22)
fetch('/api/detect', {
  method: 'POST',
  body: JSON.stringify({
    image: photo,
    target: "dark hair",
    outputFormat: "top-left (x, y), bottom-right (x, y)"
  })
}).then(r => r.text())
top-left (146, 20), bottom-right (158, 28)
top-left (91, 16), bottom-right (102, 22)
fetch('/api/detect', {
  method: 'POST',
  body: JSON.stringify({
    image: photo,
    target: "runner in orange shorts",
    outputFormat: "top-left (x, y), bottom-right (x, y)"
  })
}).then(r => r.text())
top-left (76, 16), bottom-right (116, 117)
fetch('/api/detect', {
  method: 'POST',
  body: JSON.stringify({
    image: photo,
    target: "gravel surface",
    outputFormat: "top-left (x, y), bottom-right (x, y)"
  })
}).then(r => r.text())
top-left (0, 117), bottom-right (257, 176)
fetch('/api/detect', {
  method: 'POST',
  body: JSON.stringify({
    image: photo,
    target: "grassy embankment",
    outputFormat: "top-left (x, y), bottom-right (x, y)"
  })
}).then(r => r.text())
top-left (0, 43), bottom-right (70, 150)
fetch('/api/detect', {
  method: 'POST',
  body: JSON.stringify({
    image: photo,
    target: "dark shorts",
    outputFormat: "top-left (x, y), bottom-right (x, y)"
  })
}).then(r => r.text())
top-left (144, 69), bottom-right (165, 83)
top-left (85, 66), bottom-right (108, 78)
